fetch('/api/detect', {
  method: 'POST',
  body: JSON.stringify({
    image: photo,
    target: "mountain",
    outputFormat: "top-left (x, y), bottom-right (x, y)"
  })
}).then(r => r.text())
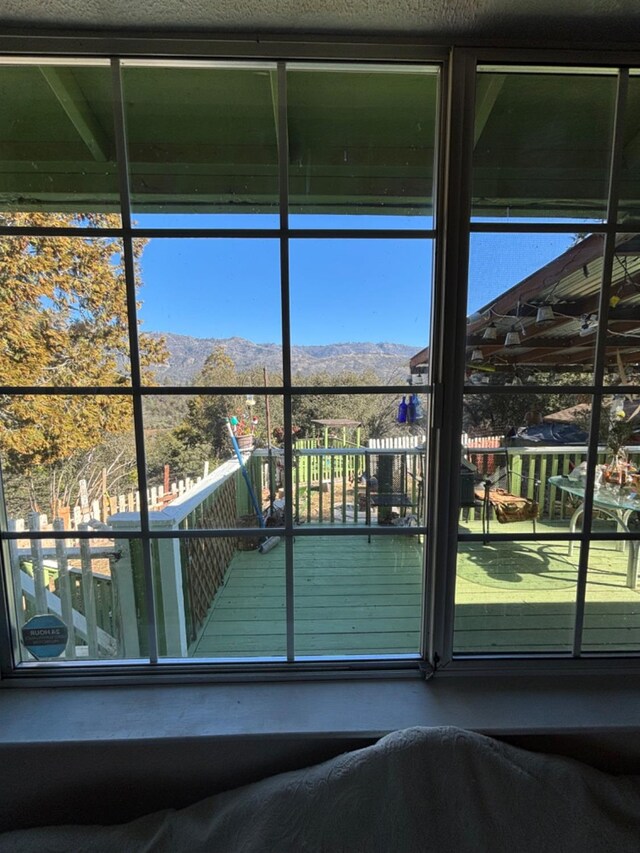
top-left (148, 333), bottom-right (418, 385)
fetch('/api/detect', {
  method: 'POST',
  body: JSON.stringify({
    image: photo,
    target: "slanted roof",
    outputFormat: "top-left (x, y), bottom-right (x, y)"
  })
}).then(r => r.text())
top-left (2, 64), bottom-right (638, 222)
top-left (0, 65), bottom-right (438, 218)
top-left (543, 404), bottom-right (591, 424)
top-left (545, 400), bottom-right (640, 424)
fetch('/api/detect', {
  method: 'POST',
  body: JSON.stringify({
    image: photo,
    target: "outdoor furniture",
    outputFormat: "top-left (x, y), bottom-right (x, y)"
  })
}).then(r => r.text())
top-left (474, 454), bottom-right (540, 542)
top-left (548, 475), bottom-right (640, 588)
top-left (364, 449), bottom-right (423, 541)
top-left (367, 452), bottom-right (421, 520)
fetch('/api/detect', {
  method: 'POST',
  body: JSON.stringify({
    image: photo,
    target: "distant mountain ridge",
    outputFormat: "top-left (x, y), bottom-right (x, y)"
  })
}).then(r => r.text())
top-left (149, 332), bottom-right (417, 384)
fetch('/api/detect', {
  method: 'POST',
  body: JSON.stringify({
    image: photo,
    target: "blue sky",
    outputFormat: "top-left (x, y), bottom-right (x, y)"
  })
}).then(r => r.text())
top-left (468, 232), bottom-right (575, 313)
top-left (135, 216), bottom-right (576, 348)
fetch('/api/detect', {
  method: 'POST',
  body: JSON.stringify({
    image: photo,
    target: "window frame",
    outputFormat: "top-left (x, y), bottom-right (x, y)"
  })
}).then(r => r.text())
top-left (2, 37), bottom-right (640, 683)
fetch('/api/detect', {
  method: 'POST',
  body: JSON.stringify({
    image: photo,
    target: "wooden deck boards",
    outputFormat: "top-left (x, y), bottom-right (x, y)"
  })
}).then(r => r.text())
top-left (191, 525), bottom-right (640, 658)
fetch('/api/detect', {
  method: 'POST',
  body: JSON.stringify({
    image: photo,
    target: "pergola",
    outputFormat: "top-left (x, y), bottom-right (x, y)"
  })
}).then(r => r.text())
top-left (410, 232), bottom-right (640, 378)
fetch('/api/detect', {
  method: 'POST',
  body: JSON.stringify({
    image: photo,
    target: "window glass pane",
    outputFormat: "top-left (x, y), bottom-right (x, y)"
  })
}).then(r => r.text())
top-left (122, 64), bottom-right (279, 227)
top-left (290, 239), bottom-right (432, 384)
top-left (618, 74), bottom-right (640, 223)
top-left (603, 233), bottom-right (640, 383)
top-left (142, 394), bottom-right (283, 529)
top-left (163, 534), bottom-right (286, 659)
top-left (0, 236), bottom-right (134, 387)
top-left (1, 395), bottom-right (139, 531)
top-left (291, 393), bottom-right (427, 528)
top-left (472, 70), bottom-right (616, 223)
top-left (287, 66), bottom-right (438, 229)
top-left (583, 540), bottom-right (640, 652)
top-left (466, 233), bottom-right (604, 386)
top-left (591, 395), bottom-right (640, 484)
top-left (293, 534), bottom-right (422, 657)
top-left (134, 238), bottom-right (282, 386)
top-left (454, 539), bottom-right (578, 654)
top-left (460, 393), bottom-right (592, 535)
top-left (6, 534), bottom-right (147, 663)
top-left (0, 63), bottom-right (120, 225)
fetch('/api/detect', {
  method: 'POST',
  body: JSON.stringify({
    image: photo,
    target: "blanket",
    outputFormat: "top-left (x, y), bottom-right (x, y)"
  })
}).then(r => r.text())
top-left (2, 726), bottom-right (640, 852)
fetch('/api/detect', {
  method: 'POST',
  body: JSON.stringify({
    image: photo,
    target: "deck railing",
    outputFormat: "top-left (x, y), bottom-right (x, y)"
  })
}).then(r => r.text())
top-left (253, 445), bottom-right (425, 525)
top-left (8, 513), bottom-right (119, 658)
top-left (109, 458), bottom-right (251, 655)
top-left (257, 441), bottom-right (640, 525)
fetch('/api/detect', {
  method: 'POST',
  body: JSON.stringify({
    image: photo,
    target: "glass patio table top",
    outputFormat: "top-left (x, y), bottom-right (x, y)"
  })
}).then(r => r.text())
top-left (548, 475), bottom-right (640, 513)
top-left (549, 475), bottom-right (640, 588)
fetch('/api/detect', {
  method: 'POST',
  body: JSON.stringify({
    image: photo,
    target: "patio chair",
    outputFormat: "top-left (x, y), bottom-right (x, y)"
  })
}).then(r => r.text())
top-left (473, 451), bottom-right (540, 542)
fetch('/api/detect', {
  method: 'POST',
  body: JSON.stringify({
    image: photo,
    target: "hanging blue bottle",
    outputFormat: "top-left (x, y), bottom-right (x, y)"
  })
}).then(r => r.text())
top-left (411, 393), bottom-right (424, 421)
top-left (397, 396), bottom-right (407, 424)
top-left (407, 395), bottom-right (416, 423)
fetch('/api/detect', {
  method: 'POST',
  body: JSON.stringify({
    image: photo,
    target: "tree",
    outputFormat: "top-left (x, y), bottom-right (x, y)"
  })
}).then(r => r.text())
top-left (291, 370), bottom-right (400, 443)
top-left (0, 212), bottom-right (167, 514)
top-left (177, 348), bottom-right (256, 460)
top-left (145, 430), bottom-right (211, 484)
top-left (177, 354), bottom-right (419, 466)
top-left (462, 369), bottom-right (591, 437)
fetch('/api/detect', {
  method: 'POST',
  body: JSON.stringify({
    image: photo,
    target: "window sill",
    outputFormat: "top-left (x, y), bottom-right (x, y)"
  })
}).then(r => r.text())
top-left (2, 673), bottom-right (640, 832)
top-left (2, 672), bottom-right (640, 743)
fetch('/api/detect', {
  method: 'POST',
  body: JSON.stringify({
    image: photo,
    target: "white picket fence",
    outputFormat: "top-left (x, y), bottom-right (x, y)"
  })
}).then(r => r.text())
top-left (368, 435), bottom-right (426, 449)
top-left (10, 464), bottom-right (213, 533)
top-left (9, 513), bottom-right (119, 659)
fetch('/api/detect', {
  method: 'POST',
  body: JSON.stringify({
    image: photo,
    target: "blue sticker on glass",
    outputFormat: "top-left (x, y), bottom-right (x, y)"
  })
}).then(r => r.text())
top-left (22, 614), bottom-right (68, 659)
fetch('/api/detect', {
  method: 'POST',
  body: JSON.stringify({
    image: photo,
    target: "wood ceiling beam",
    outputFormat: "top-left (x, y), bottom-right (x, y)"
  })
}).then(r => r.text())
top-left (624, 125), bottom-right (640, 168)
top-left (269, 69), bottom-right (280, 153)
top-left (38, 67), bottom-right (110, 163)
top-left (474, 75), bottom-right (506, 148)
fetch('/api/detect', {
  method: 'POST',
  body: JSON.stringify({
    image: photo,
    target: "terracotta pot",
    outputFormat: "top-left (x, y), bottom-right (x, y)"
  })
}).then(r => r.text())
top-left (236, 434), bottom-right (255, 452)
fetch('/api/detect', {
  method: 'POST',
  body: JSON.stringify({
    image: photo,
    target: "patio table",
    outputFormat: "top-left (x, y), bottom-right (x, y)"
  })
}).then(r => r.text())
top-left (548, 475), bottom-right (640, 587)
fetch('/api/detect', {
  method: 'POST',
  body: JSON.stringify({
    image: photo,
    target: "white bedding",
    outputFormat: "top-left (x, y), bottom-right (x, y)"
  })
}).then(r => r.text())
top-left (2, 726), bottom-right (640, 852)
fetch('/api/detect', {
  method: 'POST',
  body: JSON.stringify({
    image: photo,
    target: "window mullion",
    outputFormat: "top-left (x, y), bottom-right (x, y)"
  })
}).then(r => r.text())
top-left (572, 68), bottom-right (629, 657)
top-left (276, 61), bottom-right (295, 662)
top-left (425, 48), bottom-right (477, 670)
top-left (111, 58), bottom-right (159, 665)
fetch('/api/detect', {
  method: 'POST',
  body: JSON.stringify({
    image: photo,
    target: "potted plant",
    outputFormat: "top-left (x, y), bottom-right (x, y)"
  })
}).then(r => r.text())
top-left (230, 414), bottom-right (258, 451)
top-left (603, 408), bottom-right (634, 486)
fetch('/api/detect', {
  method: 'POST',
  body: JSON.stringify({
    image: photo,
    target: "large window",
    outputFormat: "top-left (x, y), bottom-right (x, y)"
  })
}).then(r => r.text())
top-left (451, 66), bottom-right (640, 661)
top-left (1, 50), bottom-right (640, 679)
top-left (0, 58), bottom-right (436, 671)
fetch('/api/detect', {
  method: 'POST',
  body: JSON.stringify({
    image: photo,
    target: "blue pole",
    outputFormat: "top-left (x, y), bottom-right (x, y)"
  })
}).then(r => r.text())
top-left (226, 420), bottom-right (265, 528)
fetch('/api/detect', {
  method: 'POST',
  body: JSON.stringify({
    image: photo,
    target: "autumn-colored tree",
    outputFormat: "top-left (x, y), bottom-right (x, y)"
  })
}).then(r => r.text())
top-left (0, 212), bottom-right (167, 512)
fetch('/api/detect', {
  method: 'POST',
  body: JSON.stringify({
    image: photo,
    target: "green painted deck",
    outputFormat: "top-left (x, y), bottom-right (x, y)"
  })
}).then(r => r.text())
top-left (191, 522), bottom-right (640, 658)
